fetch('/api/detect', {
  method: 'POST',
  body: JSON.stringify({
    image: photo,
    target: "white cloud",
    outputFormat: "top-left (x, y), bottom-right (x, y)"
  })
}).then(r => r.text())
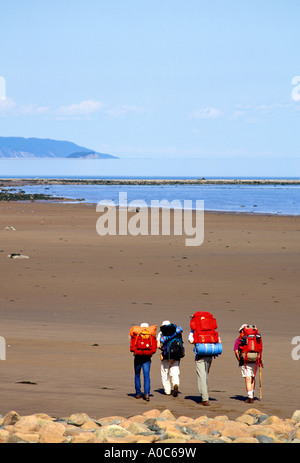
top-left (107, 105), bottom-right (144, 117)
top-left (229, 110), bottom-right (246, 120)
top-left (190, 107), bottom-right (223, 119)
top-left (0, 97), bottom-right (49, 116)
top-left (56, 99), bottom-right (106, 117)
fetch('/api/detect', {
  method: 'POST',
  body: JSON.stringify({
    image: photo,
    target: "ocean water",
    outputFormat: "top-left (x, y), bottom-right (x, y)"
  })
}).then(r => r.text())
top-left (5, 182), bottom-right (300, 216)
top-left (1, 158), bottom-right (299, 215)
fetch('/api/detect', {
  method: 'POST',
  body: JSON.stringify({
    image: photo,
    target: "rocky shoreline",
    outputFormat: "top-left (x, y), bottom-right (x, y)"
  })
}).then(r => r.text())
top-left (1, 178), bottom-right (300, 187)
top-left (0, 187), bottom-right (81, 202)
top-left (1, 408), bottom-right (299, 444)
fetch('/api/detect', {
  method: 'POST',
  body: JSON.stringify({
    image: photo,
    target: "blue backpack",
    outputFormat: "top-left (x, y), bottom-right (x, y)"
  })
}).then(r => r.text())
top-left (160, 324), bottom-right (185, 360)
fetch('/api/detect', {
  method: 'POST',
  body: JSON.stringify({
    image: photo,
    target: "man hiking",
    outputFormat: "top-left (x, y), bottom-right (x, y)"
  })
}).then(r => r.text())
top-left (157, 320), bottom-right (184, 397)
top-left (129, 322), bottom-right (157, 402)
top-left (234, 324), bottom-right (263, 403)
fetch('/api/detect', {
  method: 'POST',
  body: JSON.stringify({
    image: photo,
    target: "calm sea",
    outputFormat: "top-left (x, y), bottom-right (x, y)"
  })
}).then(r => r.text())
top-left (2, 181), bottom-right (299, 216)
top-left (1, 158), bottom-right (299, 215)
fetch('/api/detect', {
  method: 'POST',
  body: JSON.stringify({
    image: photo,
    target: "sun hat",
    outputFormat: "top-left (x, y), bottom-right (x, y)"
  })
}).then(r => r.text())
top-left (239, 324), bottom-right (247, 332)
top-left (162, 320), bottom-right (171, 326)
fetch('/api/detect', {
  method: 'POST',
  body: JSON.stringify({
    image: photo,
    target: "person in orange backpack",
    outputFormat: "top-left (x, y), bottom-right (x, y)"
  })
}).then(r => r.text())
top-left (234, 324), bottom-right (263, 403)
top-left (129, 323), bottom-right (157, 402)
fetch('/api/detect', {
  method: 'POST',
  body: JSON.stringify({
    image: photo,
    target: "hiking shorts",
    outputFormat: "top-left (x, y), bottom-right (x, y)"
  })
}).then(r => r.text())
top-left (241, 364), bottom-right (255, 378)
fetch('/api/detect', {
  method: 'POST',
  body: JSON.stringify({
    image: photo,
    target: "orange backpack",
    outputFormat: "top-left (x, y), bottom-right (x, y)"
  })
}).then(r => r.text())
top-left (129, 325), bottom-right (157, 356)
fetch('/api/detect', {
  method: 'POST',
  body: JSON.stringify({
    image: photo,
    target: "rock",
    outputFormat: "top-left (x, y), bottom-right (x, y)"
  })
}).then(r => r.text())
top-left (67, 412), bottom-right (91, 426)
top-left (13, 415), bottom-right (40, 433)
top-left (262, 415), bottom-right (283, 425)
top-left (0, 429), bottom-right (10, 443)
top-left (69, 432), bottom-right (99, 443)
top-left (176, 416), bottom-right (195, 425)
top-left (136, 434), bottom-right (159, 443)
top-left (96, 415), bottom-right (126, 426)
top-left (194, 415), bottom-right (208, 424)
top-left (249, 426), bottom-right (277, 441)
top-left (3, 410), bottom-right (20, 426)
top-left (159, 409), bottom-right (176, 421)
top-left (161, 423), bottom-right (191, 441)
top-left (143, 409), bottom-right (161, 419)
top-left (256, 414), bottom-right (270, 424)
top-left (267, 422), bottom-right (295, 440)
top-left (159, 438), bottom-right (189, 443)
top-left (38, 421), bottom-right (68, 444)
top-left (256, 435), bottom-right (274, 443)
top-left (7, 253), bottom-right (29, 259)
top-left (143, 417), bottom-right (158, 429)
top-left (104, 436), bottom-right (138, 444)
top-left (292, 410), bottom-right (300, 423)
top-left (221, 422), bottom-right (253, 439)
top-left (94, 425), bottom-right (132, 440)
top-left (1, 409), bottom-right (299, 444)
top-left (128, 421), bottom-right (153, 436)
top-left (8, 432), bottom-right (40, 443)
top-left (39, 430), bottom-right (68, 444)
top-left (80, 420), bottom-right (100, 431)
top-left (40, 422), bottom-right (66, 436)
top-left (236, 414), bottom-right (258, 426)
top-left (4, 226), bottom-right (16, 231)
top-left (233, 436), bottom-right (259, 443)
top-left (244, 408), bottom-right (265, 418)
top-left (214, 415), bottom-right (229, 422)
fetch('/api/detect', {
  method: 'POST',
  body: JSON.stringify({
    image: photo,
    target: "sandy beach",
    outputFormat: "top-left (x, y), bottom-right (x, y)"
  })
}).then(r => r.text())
top-left (0, 201), bottom-right (299, 421)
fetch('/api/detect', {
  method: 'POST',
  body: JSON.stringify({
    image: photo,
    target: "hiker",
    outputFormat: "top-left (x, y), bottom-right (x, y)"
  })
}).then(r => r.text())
top-left (129, 323), bottom-right (157, 402)
top-left (157, 320), bottom-right (185, 397)
top-left (234, 324), bottom-right (263, 403)
top-left (189, 311), bottom-right (222, 406)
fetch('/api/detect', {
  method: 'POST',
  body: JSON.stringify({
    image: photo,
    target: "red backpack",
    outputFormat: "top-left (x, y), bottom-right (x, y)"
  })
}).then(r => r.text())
top-left (239, 324), bottom-right (263, 368)
top-left (130, 326), bottom-right (157, 356)
top-left (190, 311), bottom-right (219, 344)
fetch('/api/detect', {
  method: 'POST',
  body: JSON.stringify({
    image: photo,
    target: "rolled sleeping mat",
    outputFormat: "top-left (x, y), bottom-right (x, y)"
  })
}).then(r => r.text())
top-left (194, 342), bottom-right (223, 356)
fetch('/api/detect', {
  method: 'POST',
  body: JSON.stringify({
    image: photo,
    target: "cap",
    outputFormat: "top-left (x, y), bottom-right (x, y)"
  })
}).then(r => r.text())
top-left (140, 323), bottom-right (149, 327)
top-left (239, 324), bottom-right (247, 332)
top-left (162, 320), bottom-right (171, 326)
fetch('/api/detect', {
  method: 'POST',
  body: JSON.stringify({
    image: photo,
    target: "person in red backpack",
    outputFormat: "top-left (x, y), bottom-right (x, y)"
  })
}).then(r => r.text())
top-left (234, 324), bottom-right (263, 403)
top-left (188, 311), bottom-right (222, 406)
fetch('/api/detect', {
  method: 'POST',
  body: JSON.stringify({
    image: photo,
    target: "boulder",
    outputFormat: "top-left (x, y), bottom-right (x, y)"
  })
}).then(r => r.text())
top-left (3, 411), bottom-right (20, 426)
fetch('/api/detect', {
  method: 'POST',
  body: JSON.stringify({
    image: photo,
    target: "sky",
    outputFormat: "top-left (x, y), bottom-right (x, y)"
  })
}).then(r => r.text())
top-left (0, 0), bottom-right (300, 176)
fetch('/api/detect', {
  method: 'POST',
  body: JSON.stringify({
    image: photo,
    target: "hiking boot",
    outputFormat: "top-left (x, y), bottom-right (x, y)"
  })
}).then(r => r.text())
top-left (135, 394), bottom-right (142, 399)
top-left (246, 398), bottom-right (254, 404)
top-left (172, 385), bottom-right (179, 397)
top-left (200, 401), bottom-right (210, 406)
top-left (144, 395), bottom-right (150, 402)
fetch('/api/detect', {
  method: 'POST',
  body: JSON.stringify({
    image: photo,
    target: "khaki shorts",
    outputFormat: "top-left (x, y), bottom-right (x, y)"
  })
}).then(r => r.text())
top-left (241, 364), bottom-right (255, 378)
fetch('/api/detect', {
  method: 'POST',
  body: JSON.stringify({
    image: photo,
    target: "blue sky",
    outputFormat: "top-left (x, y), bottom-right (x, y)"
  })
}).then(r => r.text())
top-left (0, 0), bottom-right (300, 175)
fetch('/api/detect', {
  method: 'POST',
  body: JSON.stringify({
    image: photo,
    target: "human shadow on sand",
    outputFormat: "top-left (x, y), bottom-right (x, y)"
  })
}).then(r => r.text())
top-left (230, 394), bottom-right (259, 402)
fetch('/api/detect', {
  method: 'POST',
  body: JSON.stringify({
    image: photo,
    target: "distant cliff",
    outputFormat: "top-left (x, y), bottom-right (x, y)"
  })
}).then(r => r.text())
top-left (0, 137), bottom-right (118, 159)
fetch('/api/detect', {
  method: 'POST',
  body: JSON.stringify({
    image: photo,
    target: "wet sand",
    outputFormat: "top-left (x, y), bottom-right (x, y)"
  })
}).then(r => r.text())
top-left (0, 201), bottom-right (299, 421)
